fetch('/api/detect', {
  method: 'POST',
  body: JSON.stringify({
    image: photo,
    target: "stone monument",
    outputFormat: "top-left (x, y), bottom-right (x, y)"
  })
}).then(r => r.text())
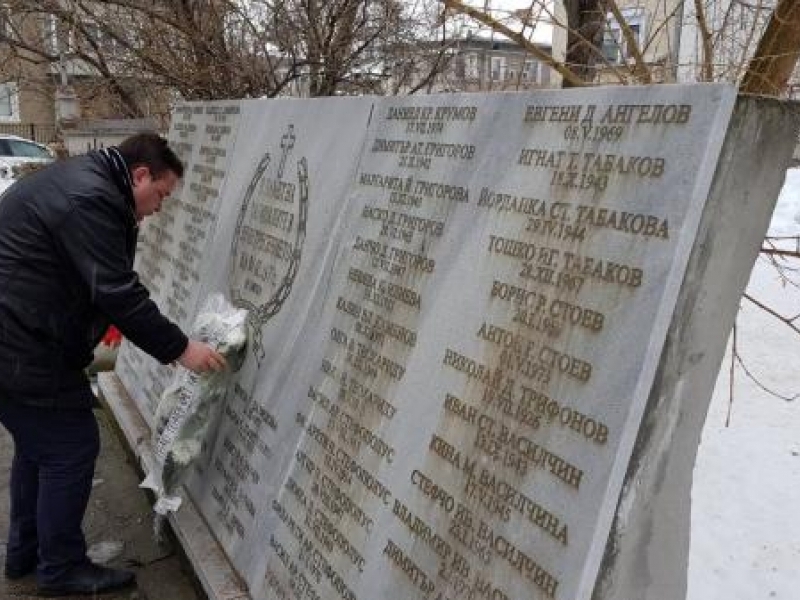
top-left (99, 85), bottom-right (800, 600)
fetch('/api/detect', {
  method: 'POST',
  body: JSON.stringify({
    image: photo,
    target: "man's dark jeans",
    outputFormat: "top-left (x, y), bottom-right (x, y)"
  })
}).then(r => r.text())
top-left (0, 401), bottom-right (99, 583)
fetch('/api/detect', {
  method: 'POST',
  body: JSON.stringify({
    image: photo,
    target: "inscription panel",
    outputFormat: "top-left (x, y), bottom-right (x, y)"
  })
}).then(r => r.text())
top-left (260, 87), bottom-right (736, 600)
top-left (113, 87), bottom-right (740, 600)
top-left (179, 97), bottom-right (376, 585)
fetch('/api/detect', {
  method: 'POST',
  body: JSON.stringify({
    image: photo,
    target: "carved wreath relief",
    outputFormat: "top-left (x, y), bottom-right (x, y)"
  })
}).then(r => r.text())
top-left (230, 124), bottom-right (309, 364)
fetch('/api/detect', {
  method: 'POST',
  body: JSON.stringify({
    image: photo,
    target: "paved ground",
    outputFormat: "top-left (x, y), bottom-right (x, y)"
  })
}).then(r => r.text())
top-left (0, 406), bottom-right (203, 599)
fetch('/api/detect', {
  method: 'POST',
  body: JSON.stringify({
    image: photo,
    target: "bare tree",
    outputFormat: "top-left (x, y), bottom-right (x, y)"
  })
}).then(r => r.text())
top-left (441, 0), bottom-right (800, 92)
top-left (263, 0), bottom-right (453, 96)
top-left (0, 0), bottom-right (454, 119)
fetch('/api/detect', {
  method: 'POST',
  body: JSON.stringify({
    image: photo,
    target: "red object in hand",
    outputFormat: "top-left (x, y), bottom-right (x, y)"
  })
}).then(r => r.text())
top-left (101, 326), bottom-right (123, 347)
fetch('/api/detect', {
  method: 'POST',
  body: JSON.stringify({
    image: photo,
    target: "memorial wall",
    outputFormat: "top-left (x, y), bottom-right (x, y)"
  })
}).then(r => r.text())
top-left (107, 86), bottom-right (799, 600)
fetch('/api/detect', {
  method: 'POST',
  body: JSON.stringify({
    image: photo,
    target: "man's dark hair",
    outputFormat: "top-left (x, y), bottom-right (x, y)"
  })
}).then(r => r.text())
top-left (118, 132), bottom-right (184, 179)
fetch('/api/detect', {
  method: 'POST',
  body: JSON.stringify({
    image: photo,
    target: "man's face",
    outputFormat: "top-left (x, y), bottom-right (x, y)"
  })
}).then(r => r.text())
top-left (131, 166), bottom-right (179, 221)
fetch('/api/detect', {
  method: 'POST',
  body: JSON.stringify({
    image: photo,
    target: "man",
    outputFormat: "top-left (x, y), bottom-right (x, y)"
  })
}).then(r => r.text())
top-left (0, 133), bottom-right (225, 596)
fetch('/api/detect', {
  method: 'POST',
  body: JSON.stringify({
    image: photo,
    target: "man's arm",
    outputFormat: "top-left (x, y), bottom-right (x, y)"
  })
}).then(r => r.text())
top-left (56, 193), bottom-right (225, 372)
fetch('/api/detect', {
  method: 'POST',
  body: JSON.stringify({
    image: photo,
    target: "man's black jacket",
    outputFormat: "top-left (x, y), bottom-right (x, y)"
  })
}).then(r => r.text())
top-left (0, 150), bottom-right (187, 408)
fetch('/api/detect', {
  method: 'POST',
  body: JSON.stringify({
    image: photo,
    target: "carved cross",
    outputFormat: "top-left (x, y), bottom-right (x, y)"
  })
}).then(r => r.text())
top-left (278, 124), bottom-right (295, 179)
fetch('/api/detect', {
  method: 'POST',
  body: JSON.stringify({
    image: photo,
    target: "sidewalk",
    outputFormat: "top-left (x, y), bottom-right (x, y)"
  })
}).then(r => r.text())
top-left (0, 406), bottom-right (203, 600)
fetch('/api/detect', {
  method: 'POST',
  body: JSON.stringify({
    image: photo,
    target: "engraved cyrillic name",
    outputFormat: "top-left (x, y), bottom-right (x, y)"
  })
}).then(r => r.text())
top-left (307, 386), bottom-right (396, 462)
top-left (318, 364), bottom-right (398, 420)
top-left (347, 268), bottom-right (421, 311)
top-left (270, 501), bottom-right (359, 600)
top-left (292, 451), bottom-right (375, 534)
top-left (221, 383), bottom-right (276, 459)
top-left (463, 467), bottom-right (568, 545)
top-left (489, 281), bottom-right (603, 335)
top-left (266, 411), bottom-right (387, 596)
top-left (360, 173), bottom-right (469, 205)
top-left (371, 139), bottom-right (475, 170)
top-left (524, 103), bottom-right (691, 126)
top-left (361, 205), bottom-right (445, 239)
top-left (383, 539), bottom-right (436, 594)
top-left (330, 326), bottom-right (406, 380)
top-left (353, 236), bottom-right (435, 278)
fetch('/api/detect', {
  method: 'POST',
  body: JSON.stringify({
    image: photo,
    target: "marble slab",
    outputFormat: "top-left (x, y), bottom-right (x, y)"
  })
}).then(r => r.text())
top-left (102, 86), bottom-right (800, 600)
top-left (257, 86), bottom-right (736, 600)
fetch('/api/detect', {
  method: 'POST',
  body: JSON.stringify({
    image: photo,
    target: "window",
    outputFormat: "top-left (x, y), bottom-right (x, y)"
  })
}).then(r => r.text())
top-left (540, 65), bottom-right (551, 85)
top-left (0, 83), bottom-right (19, 121)
top-left (0, 86), bottom-right (11, 117)
top-left (602, 9), bottom-right (645, 64)
top-left (465, 53), bottom-right (479, 79)
top-left (602, 29), bottom-right (623, 63)
top-left (523, 59), bottom-right (540, 82)
top-left (44, 14), bottom-right (77, 54)
top-left (490, 56), bottom-right (506, 81)
top-left (44, 14), bottom-right (58, 54)
top-left (4, 139), bottom-right (51, 159)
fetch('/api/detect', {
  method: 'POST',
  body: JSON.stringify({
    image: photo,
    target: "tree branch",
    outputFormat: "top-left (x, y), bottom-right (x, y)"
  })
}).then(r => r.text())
top-left (744, 292), bottom-right (800, 335)
top-left (442, 0), bottom-right (586, 87)
top-left (605, 0), bottom-right (650, 83)
top-left (693, 0), bottom-right (714, 80)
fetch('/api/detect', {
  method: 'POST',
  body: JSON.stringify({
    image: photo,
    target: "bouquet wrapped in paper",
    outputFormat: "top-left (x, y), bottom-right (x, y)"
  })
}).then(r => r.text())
top-left (141, 294), bottom-right (247, 520)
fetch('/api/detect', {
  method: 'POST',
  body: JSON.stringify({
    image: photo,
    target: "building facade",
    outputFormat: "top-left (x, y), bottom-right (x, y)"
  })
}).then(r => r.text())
top-left (0, 3), bottom-right (172, 143)
top-left (442, 36), bottom-right (553, 92)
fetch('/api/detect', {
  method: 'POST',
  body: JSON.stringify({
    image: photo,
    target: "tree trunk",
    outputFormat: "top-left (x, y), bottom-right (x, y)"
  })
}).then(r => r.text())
top-left (563, 0), bottom-right (606, 87)
top-left (740, 0), bottom-right (800, 95)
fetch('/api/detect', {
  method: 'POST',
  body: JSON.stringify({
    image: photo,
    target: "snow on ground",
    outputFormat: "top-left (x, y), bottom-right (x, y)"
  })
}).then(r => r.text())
top-left (688, 169), bottom-right (800, 600)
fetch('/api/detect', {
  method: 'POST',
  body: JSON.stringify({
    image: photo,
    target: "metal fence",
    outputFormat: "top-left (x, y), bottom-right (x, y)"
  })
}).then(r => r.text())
top-left (0, 123), bottom-right (59, 144)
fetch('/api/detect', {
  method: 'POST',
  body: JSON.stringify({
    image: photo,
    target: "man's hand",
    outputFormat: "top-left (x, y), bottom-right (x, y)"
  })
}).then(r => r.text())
top-left (177, 340), bottom-right (227, 373)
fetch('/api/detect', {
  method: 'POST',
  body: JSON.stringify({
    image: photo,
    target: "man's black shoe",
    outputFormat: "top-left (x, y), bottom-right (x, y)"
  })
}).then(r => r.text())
top-left (37, 562), bottom-right (135, 597)
top-left (4, 559), bottom-right (36, 580)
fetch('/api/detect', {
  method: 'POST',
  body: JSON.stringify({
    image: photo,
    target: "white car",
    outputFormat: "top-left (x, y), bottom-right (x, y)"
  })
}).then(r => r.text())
top-left (0, 135), bottom-right (55, 195)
